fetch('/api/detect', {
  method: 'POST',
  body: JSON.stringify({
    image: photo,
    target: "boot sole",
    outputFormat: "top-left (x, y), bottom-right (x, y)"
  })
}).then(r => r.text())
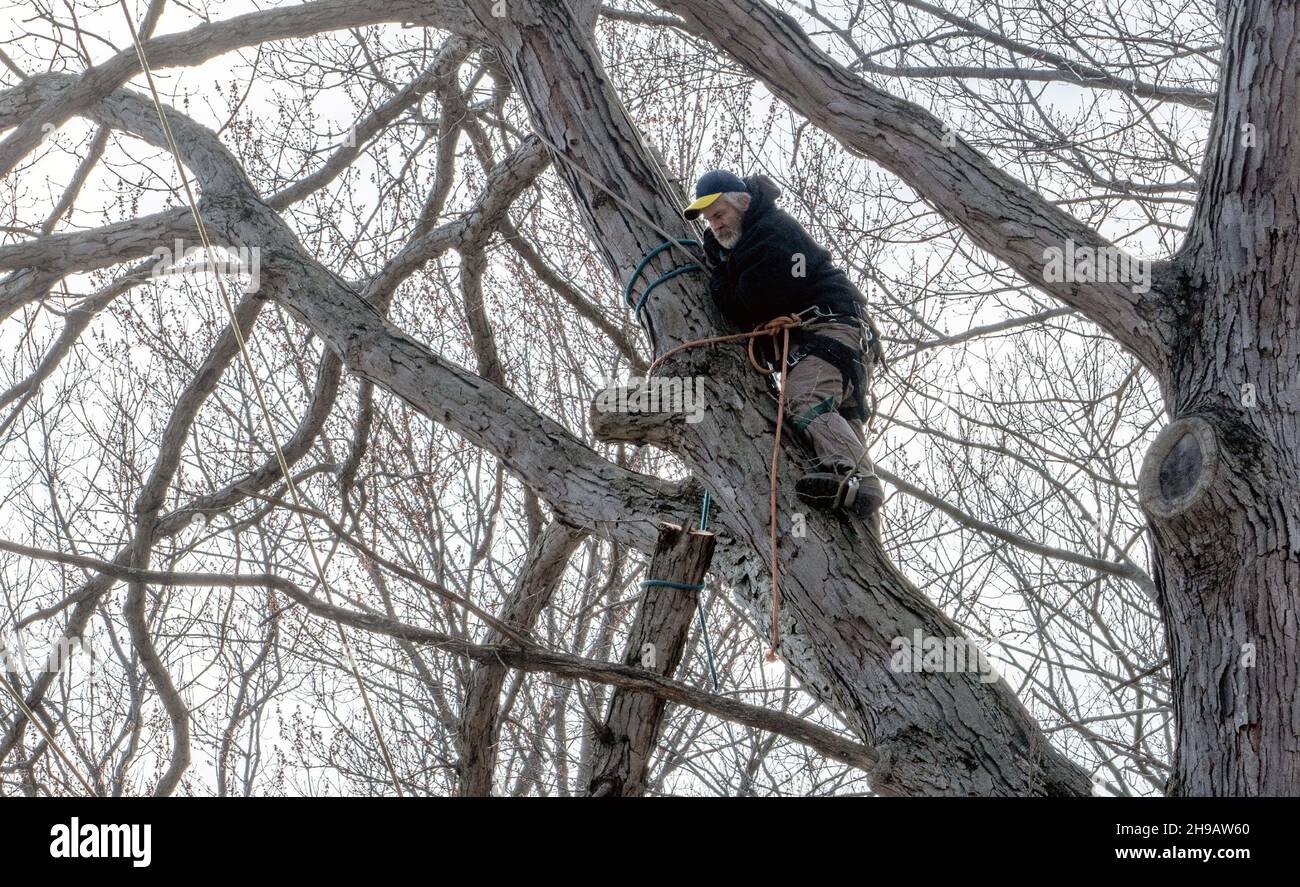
top-left (796, 472), bottom-right (884, 517)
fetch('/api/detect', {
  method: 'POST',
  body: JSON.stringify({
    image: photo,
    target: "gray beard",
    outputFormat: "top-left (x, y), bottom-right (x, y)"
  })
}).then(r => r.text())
top-left (716, 229), bottom-right (741, 249)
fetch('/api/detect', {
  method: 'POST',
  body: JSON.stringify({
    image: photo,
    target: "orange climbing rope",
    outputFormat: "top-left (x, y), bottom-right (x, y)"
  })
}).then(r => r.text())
top-left (647, 314), bottom-right (804, 662)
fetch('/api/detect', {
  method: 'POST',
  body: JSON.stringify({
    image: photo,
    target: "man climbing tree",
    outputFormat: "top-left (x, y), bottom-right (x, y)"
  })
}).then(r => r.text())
top-left (685, 169), bottom-right (886, 526)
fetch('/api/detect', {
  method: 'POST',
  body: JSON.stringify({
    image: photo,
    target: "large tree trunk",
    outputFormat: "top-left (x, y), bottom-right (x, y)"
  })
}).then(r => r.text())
top-left (1142, 0), bottom-right (1300, 796)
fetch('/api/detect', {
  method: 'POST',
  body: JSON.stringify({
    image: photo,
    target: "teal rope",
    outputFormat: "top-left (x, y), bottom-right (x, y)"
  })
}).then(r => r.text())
top-left (637, 572), bottom-right (720, 691)
top-left (624, 240), bottom-right (703, 322)
top-left (694, 490), bottom-right (720, 690)
top-left (637, 491), bottom-right (721, 689)
top-left (640, 579), bottom-right (704, 591)
top-left (696, 601), bottom-right (720, 692)
top-left (631, 266), bottom-right (699, 319)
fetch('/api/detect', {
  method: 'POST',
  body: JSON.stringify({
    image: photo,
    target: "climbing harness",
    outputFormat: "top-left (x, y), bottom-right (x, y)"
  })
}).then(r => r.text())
top-left (759, 304), bottom-right (877, 425)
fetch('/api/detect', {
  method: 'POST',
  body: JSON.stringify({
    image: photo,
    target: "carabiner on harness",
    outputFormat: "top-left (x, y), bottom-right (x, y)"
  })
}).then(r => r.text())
top-left (791, 303), bottom-right (839, 326)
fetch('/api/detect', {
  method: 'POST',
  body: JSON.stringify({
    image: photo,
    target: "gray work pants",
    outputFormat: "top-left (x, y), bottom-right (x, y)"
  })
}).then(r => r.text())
top-left (782, 322), bottom-right (876, 477)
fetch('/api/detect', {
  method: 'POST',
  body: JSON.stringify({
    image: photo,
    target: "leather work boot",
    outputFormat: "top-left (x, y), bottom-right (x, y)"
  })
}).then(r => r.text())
top-left (795, 467), bottom-right (885, 518)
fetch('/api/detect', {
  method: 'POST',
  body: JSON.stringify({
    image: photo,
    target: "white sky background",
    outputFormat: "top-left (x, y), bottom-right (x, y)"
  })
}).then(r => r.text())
top-left (0, 0), bottom-right (1212, 794)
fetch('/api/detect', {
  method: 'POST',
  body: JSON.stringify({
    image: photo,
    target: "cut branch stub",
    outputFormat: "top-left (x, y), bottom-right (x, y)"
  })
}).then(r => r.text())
top-left (1138, 416), bottom-right (1220, 519)
top-left (589, 380), bottom-right (693, 448)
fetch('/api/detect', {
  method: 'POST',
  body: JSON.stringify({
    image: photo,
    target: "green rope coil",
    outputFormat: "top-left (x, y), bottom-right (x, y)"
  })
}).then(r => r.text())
top-left (640, 579), bottom-right (705, 591)
top-left (624, 240), bottom-right (703, 322)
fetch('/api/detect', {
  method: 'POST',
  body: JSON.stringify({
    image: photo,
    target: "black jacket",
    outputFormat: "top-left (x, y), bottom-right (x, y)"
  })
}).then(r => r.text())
top-left (701, 175), bottom-right (867, 332)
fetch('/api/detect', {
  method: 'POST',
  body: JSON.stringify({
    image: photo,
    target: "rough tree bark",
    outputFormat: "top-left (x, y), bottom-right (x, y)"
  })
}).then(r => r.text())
top-left (459, 521), bottom-right (587, 796)
top-left (588, 521), bottom-right (716, 797)
top-left (1145, 0), bottom-right (1300, 796)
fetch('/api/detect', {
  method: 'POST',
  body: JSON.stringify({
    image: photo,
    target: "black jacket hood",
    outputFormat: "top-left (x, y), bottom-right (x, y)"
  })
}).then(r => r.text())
top-left (740, 174), bottom-right (782, 223)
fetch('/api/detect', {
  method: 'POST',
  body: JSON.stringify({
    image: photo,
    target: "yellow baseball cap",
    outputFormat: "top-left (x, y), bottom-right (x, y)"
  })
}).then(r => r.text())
top-left (683, 170), bottom-right (747, 220)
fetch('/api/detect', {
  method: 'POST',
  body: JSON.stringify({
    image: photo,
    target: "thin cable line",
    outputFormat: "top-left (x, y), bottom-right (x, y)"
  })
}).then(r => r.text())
top-left (115, 0), bottom-right (403, 796)
top-left (1, 673), bottom-right (96, 794)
